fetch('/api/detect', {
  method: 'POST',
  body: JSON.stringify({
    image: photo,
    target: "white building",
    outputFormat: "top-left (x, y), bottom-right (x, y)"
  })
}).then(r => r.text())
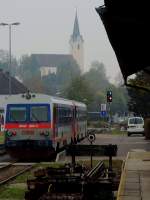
top-left (40, 66), bottom-right (57, 78)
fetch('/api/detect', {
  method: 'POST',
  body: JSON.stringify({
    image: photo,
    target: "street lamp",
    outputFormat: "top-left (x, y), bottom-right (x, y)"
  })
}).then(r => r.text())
top-left (0, 22), bottom-right (20, 95)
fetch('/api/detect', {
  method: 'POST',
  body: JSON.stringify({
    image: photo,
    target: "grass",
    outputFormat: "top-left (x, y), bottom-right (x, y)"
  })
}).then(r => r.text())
top-left (37, 162), bottom-right (65, 168)
top-left (14, 162), bottom-right (65, 183)
top-left (0, 162), bottom-right (66, 199)
top-left (0, 160), bottom-right (123, 199)
top-left (0, 184), bottom-right (26, 200)
top-left (111, 128), bottom-right (127, 135)
top-left (13, 170), bottom-right (35, 183)
top-left (0, 168), bottom-right (36, 199)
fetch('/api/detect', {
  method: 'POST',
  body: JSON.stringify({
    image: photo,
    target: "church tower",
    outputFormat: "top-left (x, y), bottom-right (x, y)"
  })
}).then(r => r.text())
top-left (70, 12), bottom-right (84, 73)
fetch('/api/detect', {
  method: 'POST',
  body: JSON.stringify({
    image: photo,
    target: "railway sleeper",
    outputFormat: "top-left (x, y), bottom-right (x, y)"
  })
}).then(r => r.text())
top-left (25, 162), bottom-right (117, 200)
top-left (25, 180), bottom-right (114, 200)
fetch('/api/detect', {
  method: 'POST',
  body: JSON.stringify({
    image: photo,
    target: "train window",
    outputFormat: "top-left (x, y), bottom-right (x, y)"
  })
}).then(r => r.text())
top-left (76, 109), bottom-right (87, 121)
top-left (9, 107), bottom-right (27, 122)
top-left (30, 106), bottom-right (49, 122)
top-left (57, 107), bottom-right (73, 124)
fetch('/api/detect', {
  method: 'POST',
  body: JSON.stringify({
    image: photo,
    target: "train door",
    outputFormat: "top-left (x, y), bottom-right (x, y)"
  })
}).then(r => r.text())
top-left (53, 104), bottom-right (58, 138)
top-left (0, 109), bottom-right (4, 132)
top-left (72, 106), bottom-right (78, 143)
top-left (76, 107), bottom-right (87, 140)
top-left (0, 108), bottom-right (4, 145)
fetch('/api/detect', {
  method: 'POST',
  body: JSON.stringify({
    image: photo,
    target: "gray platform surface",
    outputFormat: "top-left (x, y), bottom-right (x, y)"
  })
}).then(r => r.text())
top-left (117, 150), bottom-right (150, 200)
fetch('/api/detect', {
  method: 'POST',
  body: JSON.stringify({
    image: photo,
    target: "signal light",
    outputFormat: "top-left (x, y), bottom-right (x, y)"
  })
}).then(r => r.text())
top-left (6, 131), bottom-right (17, 137)
top-left (107, 91), bottom-right (112, 102)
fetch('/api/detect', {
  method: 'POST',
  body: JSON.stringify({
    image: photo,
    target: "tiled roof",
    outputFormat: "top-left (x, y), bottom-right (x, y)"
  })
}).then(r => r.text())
top-left (31, 54), bottom-right (75, 67)
top-left (0, 70), bottom-right (27, 94)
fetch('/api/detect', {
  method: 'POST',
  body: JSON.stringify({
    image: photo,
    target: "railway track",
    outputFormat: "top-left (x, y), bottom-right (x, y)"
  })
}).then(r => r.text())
top-left (0, 162), bottom-right (34, 185)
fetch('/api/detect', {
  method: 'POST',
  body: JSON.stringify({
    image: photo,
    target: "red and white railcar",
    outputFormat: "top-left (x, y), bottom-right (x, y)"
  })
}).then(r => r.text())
top-left (4, 92), bottom-right (87, 159)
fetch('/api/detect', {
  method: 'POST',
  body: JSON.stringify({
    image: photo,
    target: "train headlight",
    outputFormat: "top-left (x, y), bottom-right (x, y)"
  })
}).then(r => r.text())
top-left (45, 131), bottom-right (49, 136)
top-left (6, 131), bottom-right (13, 137)
top-left (12, 131), bottom-right (17, 136)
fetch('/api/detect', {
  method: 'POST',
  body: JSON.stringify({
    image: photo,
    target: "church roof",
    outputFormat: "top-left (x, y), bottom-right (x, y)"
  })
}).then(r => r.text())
top-left (72, 12), bottom-right (81, 41)
top-left (31, 54), bottom-right (76, 67)
top-left (0, 69), bottom-right (27, 94)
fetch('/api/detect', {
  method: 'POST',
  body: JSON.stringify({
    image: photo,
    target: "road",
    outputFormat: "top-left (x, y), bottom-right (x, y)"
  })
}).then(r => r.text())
top-left (2, 134), bottom-right (150, 162)
top-left (82, 133), bottom-right (150, 157)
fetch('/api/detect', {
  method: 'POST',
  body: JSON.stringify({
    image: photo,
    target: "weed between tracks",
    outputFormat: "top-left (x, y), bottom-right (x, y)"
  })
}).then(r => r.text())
top-left (0, 160), bottom-right (123, 200)
top-left (0, 166), bottom-right (35, 200)
top-left (0, 185), bottom-right (26, 200)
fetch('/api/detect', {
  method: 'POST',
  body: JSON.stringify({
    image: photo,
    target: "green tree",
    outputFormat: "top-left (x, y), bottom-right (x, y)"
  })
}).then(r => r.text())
top-left (128, 71), bottom-right (150, 116)
top-left (64, 76), bottom-right (94, 106)
top-left (82, 61), bottom-right (128, 113)
top-left (56, 59), bottom-right (80, 91)
top-left (19, 54), bottom-right (40, 81)
top-left (19, 54), bottom-right (81, 96)
top-left (0, 49), bottom-right (18, 76)
top-left (84, 61), bottom-right (110, 92)
top-left (23, 74), bottom-right (45, 93)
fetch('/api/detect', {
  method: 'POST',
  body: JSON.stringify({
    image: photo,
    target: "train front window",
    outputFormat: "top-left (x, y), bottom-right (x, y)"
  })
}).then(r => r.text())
top-left (9, 107), bottom-right (27, 122)
top-left (30, 105), bottom-right (49, 122)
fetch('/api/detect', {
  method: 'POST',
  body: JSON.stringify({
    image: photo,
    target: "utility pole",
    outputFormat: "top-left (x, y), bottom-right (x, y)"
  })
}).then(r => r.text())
top-left (0, 22), bottom-right (20, 95)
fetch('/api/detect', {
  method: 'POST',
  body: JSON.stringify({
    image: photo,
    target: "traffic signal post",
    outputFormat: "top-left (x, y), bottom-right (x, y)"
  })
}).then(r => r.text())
top-left (107, 91), bottom-right (112, 103)
top-left (107, 91), bottom-right (112, 131)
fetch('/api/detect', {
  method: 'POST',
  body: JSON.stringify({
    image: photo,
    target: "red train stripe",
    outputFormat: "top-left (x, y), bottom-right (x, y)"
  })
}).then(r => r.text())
top-left (5, 123), bottom-right (52, 129)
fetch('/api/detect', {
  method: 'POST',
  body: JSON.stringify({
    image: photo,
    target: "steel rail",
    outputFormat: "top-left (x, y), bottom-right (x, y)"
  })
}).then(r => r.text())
top-left (0, 164), bottom-right (34, 186)
top-left (86, 161), bottom-right (105, 179)
top-left (0, 161), bottom-right (18, 171)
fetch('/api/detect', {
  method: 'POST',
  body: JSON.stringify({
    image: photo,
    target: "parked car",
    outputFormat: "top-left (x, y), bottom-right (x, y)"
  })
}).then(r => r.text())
top-left (127, 117), bottom-right (144, 136)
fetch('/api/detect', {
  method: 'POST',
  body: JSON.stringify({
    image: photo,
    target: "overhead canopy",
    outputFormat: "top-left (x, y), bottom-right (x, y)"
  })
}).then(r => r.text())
top-left (96, 0), bottom-right (150, 80)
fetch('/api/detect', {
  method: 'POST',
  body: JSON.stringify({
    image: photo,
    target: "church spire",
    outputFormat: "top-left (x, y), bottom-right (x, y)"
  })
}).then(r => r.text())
top-left (70, 10), bottom-right (84, 73)
top-left (72, 11), bottom-right (80, 41)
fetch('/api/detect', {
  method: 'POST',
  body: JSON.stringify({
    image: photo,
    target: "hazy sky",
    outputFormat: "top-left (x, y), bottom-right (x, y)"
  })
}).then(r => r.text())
top-left (0, 0), bottom-right (121, 81)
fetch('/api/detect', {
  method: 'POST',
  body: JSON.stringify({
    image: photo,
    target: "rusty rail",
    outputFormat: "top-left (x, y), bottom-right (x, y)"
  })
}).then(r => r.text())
top-left (0, 163), bottom-right (34, 186)
top-left (86, 161), bottom-right (105, 179)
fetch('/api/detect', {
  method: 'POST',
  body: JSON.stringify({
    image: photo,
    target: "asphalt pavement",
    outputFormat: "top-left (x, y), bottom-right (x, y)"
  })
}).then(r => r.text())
top-left (81, 133), bottom-right (150, 157)
top-left (1, 133), bottom-right (150, 162)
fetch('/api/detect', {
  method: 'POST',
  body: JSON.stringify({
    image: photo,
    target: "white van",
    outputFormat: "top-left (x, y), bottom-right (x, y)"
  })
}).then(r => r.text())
top-left (127, 117), bottom-right (144, 136)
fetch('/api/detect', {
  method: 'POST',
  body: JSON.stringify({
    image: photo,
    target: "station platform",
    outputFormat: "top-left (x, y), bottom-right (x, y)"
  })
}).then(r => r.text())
top-left (117, 150), bottom-right (150, 200)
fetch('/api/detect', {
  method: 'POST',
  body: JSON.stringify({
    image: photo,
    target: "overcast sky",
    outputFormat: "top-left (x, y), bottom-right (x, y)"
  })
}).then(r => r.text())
top-left (0, 0), bottom-right (121, 81)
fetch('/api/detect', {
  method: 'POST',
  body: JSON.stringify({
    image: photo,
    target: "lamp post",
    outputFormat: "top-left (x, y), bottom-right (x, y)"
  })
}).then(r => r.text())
top-left (0, 22), bottom-right (20, 95)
